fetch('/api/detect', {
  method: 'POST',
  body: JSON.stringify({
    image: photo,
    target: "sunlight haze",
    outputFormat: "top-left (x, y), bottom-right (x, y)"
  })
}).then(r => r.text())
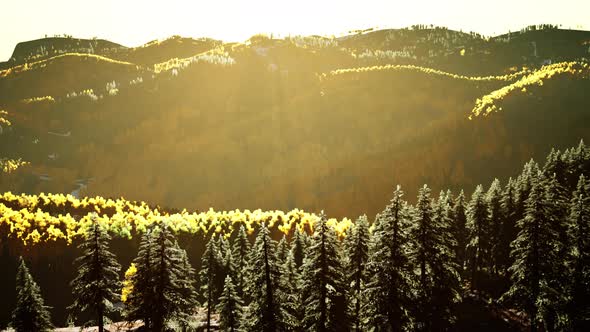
top-left (1, 0), bottom-right (588, 61)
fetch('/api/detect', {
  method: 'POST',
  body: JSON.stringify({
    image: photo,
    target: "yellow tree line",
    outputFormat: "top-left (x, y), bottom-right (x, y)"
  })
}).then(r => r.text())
top-left (0, 192), bottom-right (353, 245)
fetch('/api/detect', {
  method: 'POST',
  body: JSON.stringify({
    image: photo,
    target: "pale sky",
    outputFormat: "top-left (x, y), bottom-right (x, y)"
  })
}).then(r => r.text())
top-left (1, 0), bottom-right (589, 61)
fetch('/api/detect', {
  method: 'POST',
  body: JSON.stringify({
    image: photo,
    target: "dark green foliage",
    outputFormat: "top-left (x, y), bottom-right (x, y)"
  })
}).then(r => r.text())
top-left (466, 184), bottom-right (490, 290)
top-left (567, 175), bottom-right (590, 331)
top-left (365, 186), bottom-right (414, 331)
top-left (410, 185), bottom-right (461, 331)
top-left (125, 223), bottom-right (197, 331)
top-left (291, 229), bottom-right (307, 269)
top-left (69, 218), bottom-right (121, 332)
top-left (276, 235), bottom-right (290, 266)
top-left (125, 229), bottom-right (156, 328)
top-left (232, 225), bottom-right (251, 301)
top-left (301, 212), bottom-right (349, 331)
top-left (200, 234), bottom-right (223, 331)
top-left (217, 276), bottom-right (244, 332)
top-left (452, 190), bottom-right (468, 274)
top-left (150, 223), bottom-right (198, 331)
top-left (11, 257), bottom-right (53, 332)
top-left (245, 223), bottom-right (283, 332)
top-left (280, 250), bottom-right (303, 331)
top-left (498, 178), bottom-right (518, 276)
top-left (487, 179), bottom-right (503, 277)
top-left (343, 215), bottom-right (370, 331)
top-left (501, 174), bottom-right (566, 332)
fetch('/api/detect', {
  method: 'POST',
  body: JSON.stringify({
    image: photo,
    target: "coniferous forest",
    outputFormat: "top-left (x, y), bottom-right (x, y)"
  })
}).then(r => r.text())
top-left (8, 141), bottom-right (590, 331)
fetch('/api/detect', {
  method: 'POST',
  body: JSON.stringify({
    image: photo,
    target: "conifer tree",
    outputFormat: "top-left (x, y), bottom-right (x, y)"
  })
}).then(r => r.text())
top-left (150, 223), bottom-right (198, 331)
top-left (276, 235), bottom-right (290, 265)
top-left (452, 190), bottom-right (468, 274)
top-left (175, 242), bottom-right (199, 329)
top-left (301, 212), bottom-right (349, 331)
top-left (245, 223), bottom-right (283, 331)
top-left (487, 179), bottom-right (503, 277)
top-left (567, 174), bottom-right (590, 331)
top-left (466, 184), bottom-right (489, 289)
top-left (200, 234), bottom-right (223, 331)
top-left (291, 228), bottom-right (307, 269)
top-left (498, 178), bottom-right (518, 276)
top-left (280, 250), bottom-right (303, 331)
top-left (217, 275), bottom-right (244, 332)
top-left (365, 186), bottom-right (414, 331)
top-left (11, 257), bottom-right (53, 332)
top-left (232, 225), bottom-right (251, 301)
top-left (69, 218), bottom-right (121, 332)
top-left (343, 215), bottom-right (370, 331)
top-left (125, 229), bottom-right (156, 329)
top-left (410, 185), bottom-right (461, 331)
top-left (501, 174), bottom-right (565, 332)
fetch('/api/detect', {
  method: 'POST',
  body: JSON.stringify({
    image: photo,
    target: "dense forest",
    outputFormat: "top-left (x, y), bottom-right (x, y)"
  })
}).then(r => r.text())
top-left (1, 26), bottom-right (589, 219)
top-left (5, 140), bottom-right (590, 331)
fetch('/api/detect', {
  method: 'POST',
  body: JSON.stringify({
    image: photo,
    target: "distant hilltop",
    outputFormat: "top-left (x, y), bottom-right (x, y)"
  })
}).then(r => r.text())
top-left (5, 37), bottom-right (125, 67)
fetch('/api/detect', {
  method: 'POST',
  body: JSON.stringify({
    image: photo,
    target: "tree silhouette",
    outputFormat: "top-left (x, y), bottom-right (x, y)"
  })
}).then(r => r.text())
top-left (69, 217), bottom-right (121, 332)
top-left (11, 257), bottom-right (53, 332)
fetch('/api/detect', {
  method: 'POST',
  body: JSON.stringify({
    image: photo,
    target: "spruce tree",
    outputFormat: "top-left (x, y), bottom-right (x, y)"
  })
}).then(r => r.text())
top-left (217, 275), bottom-right (244, 332)
top-left (301, 212), bottom-right (349, 331)
top-left (466, 184), bottom-right (489, 290)
top-left (245, 223), bottom-right (283, 331)
top-left (343, 215), bottom-right (370, 331)
top-left (276, 235), bottom-right (290, 266)
top-left (200, 234), bottom-right (223, 331)
top-left (125, 229), bottom-right (156, 329)
top-left (151, 223), bottom-right (198, 331)
top-left (232, 225), bottom-right (251, 301)
top-left (498, 178), bottom-right (518, 276)
top-left (291, 228), bottom-right (307, 269)
top-left (452, 190), bottom-right (468, 274)
top-left (280, 250), bottom-right (303, 331)
top-left (69, 218), bottom-right (121, 332)
top-left (11, 257), bottom-right (53, 332)
top-left (365, 186), bottom-right (414, 331)
top-left (487, 179), bottom-right (503, 278)
top-left (410, 185), bottom-right (461, 331)
top-left (567, 174), bottom-right (590, 331)
top-left (175, 241), bottom-right (199, 329)
top-left (501, 174), bottom-right (565, 332)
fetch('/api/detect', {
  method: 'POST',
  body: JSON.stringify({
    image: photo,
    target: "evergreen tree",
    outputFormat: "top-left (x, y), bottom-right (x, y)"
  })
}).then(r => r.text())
top-left (466, 184), bottom-right (489, 290)
top-left (232, 225), bottom-right (251, 301)
top-left (280, 250), bottom-right (303, 331)
top-left (301, 212), bottom-right (349, 331)
top-left (245, 223), bottom-right (283, 331)
top-left (501, 174), bottom-right (565, 332)
top-left (487, 179), bottom-right (503, 277)
top-left (200, 234), bottom-right (223, 331)
top-left (410, 185), bottom-right (461, 331)
top-left (291, 228), bottom-right (307, 269)
top-left (567, 174), bottom-right (590, 331)
top-left (176, 241), bottom-right (199, 329)
top-left (11, 257), bottom-right (53, 332)
top-left (452, 190), bottom-right (468, 274)
top-left (217, 275), bottom-right (244, 332)
top-left (151, 223), bottom-right (198, 331)
top-left (125, 229), bottom-right (156, 329)
top-left (343, 215), bottom-right (370, 331)
top-left (276, 235), bottom-right (290, 266)
top-left (69, 218), bottom-right (121, 332)
top-left (365, 186), bottom-right (414, 331)
top-left (498, 178), bottom-right (518, 276)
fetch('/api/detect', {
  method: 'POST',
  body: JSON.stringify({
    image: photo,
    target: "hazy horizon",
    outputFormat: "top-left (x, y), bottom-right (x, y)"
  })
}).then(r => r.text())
top-left (1, 0), bottom-right (589, 61)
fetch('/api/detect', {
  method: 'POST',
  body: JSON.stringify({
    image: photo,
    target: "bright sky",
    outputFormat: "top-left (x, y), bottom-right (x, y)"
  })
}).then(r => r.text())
top-left (1, 0), bottom-right (589, 61)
